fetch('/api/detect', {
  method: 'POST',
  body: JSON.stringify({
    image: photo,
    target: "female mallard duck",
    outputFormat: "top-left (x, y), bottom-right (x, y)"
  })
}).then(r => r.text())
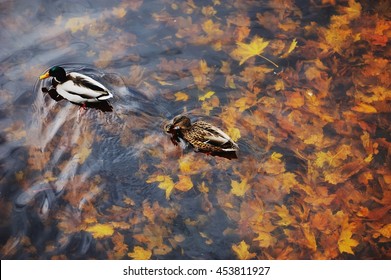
top-left (39, 66), bottom-right (113, 104)
top-left (165, 115), bottom-right (239, 153)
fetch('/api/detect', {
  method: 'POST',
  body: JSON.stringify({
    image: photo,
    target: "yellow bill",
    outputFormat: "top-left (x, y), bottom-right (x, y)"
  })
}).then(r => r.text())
top-left (39, 72), bottom-right (50, 80)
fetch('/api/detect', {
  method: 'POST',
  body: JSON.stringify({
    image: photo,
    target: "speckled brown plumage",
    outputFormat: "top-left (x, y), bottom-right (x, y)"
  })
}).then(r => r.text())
top-left (166, 115), bottom-right (239, 153)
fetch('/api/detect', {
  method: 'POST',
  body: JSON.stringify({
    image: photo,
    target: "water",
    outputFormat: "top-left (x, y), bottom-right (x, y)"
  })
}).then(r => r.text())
top-left (0, 0), bottom-right (389, 259)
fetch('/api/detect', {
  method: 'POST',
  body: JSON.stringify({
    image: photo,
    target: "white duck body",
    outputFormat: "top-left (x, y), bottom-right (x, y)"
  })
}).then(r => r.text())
top-left (40, 66), bottom-right (113, 104)
top-left (55, 72), bottom-right (112, 104)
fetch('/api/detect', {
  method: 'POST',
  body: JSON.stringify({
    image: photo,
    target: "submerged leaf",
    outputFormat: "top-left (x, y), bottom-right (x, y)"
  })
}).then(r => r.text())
top-left (231, 36), bottom-right (270, 65)
top-left (232, 240), bottom-right (256, 260)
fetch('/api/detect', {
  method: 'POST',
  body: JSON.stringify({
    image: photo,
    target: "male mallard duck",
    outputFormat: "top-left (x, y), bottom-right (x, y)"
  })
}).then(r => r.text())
top-left (39, 66), bottom-right (113, 104)
top-left (166, 115), bottom-right (239, 153)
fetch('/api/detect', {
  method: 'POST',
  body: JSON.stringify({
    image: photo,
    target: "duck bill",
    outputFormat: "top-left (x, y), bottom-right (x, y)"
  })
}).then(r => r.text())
top-left (39, 72), bottom-right (50, 80)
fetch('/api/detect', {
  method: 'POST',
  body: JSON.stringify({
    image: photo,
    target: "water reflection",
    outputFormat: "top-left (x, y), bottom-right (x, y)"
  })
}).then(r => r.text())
top-left (0, 0), bottom-right (389, 260)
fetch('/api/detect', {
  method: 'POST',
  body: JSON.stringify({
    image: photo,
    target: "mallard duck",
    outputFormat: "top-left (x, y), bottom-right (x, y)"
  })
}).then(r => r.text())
top-left (39, 66), bottom-right (113, 104)
top-left (166, 115), bottom-right (239, 153)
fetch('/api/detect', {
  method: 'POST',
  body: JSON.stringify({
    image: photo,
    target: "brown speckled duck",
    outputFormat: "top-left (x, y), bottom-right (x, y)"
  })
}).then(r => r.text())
top-left (165, 115), bottom-right (239, 153)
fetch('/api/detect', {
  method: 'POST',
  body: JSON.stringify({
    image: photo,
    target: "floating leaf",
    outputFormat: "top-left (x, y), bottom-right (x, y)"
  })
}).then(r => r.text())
top-left (128, 246), bottom-right (152, 260)
top-left (232, 240), bottom-right (256, 260)
top-left (338, 223), bottom-right (359, 254)
top-left (231, 178), bottom-right (251, 197)
top-left (174, 92), bottom-right (189, 101)
top-left (147, 175), bottom-right (175, 199)
top-left (85, 224), bottom-right (114, 239)
top-left (231, 36), bottom-right (277, 67)
top-left (199, 90), bottom-right (215, 101)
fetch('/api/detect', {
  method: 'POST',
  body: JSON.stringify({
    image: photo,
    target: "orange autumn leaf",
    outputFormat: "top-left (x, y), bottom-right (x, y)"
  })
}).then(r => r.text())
top-left (352, 103), bottom-right (377, 113)
top-left (341, 0), bottom-right (362, 20)
top-left (175, 175), bottom-right (194, 192)
top-left (202, 19), bottom-right (224, 37)
top-left (146, 175), bottom-right (175, 199)
top-left (128, 246), bottom-right (152, 260)
top-left (254, 231), bottom-right (275, 248)
top-left (231, 178), bottom-right (251, 197)
top-left (85, 223), bottom-right (114, 239)
top-left (232, 240), bottom-right (256, 260)
top-left (274, 205), bottom-right (296, 226)
top-left (377, 224), bottom-right (391, 238)
top-left (301, 223), bottom-right (317, 251)
top-left (231, 36), bottom-right (273, 66)
top-left (285, 91), bottom-right (304, 108)
top-left (199, 90), bottom-right (215, 101)
top-left (338, 223), bottom-right (359, 254)
top-left (174, 91), bottom-right (189, 101)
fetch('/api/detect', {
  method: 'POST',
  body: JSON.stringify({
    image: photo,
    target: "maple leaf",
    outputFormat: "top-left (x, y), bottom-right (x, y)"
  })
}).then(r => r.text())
top-left (175, 175), bottom-right (194, 192)
top-left (199, 90), bottom-right (215, 101)
top-left (254, 232), bottom-right (275, 248)
top-left (227, 126), bottom-right (241, 142)
top-left (232, 240), bottom-right (256, 260)
top-left (301, 223), bottom-right (317, 251)
top-left (85, 223), bottom-right (114, 239)
top-left (146, 175), bottom-right (175, 199)
top-left (377, 224), bottom-right (391, 238)
top-left (231, 178), bottom-right (251, 197)
top-left (338, 223), bottom-right (359, 254)
top-left (174, 92), bottom-right (189, 101)
top-left (341, 0), bottom-right (362, 20)
top-left (274, 205), bottom-right (296, 226)
top-left (352, 103), bottom-right (378, 113)
top-left (231, 36), bottom-right (277, 67)
top-left (112, 232), bottom-right (128, 259)
top-left (128, 246), bottom-right (152, 260)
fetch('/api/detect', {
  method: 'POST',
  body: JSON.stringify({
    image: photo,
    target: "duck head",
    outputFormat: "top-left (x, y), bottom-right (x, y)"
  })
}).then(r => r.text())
top-left (39, 66), bottom-right (67, 83)
top-left (171, 115), bottom-right (192, 130)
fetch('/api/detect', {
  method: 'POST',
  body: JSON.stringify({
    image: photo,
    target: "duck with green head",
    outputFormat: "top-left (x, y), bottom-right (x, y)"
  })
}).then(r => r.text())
top-left (39, 66), bottom-right (113, 104)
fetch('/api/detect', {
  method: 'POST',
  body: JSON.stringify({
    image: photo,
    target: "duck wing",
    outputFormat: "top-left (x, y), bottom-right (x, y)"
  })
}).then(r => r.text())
top-left (193, 121), bottom-right (239, 150)
top-left (67, 72), bottom-right (113, 100)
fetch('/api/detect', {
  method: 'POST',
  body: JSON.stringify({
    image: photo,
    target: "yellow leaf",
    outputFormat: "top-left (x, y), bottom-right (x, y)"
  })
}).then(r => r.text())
top-left (199, 90), bottom-right (215, 101)
top-left (128, 246), bottom-right (152, 260)
top-left (112, 7), bottom-right (127, 18)
top-left (85, 224), bottom-right (114, 239)
top-left (227, 127), bottom-right (241, 142)
top-left (202, 19), bottom-right (224, 37)
top-left (199, 181), bottom-right (209, 193)
top-left (199, 59), bottom-right (210, 74)
top-left (254, 232), bottom-right (275, 248)
top-left (275, 205), bottom-right (296, 226)
top-left (146, 175), bottom-right (175, 199)
top-left (231, 36), bottom-right (270, 65)
top-left (175, 175), bottom-right (194, 192)
top-left (274, 79), bottom-right (285, 91)
top-left (302, 224), bottom-right (317, 251)
top-left (378, 224), bottom-right (391, 238)
top-left (232, 240), bottom-right (256, 260)
top-left (174, 92), bottom-right (189, 101)
top-left (65, 16), bottom-right (92, 33)
top-left (352, 103), bottom-right (377, 113)
top-left (76, 146), bottom-right (91, 164)
top-left (231, 178), bottom-right (251, 197)
top-left (343, 0), bottom-right (362, 20)
top-left (271, 152), bottom-right (283, 161)
top-left (281, 38), bottom-right (298, 58)
top-left (338, 224), bottom-right (359, 254)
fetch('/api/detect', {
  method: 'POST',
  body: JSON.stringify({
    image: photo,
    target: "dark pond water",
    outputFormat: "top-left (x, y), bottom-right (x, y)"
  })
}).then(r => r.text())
top-left (0, 0), bottom-right (389, 260)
